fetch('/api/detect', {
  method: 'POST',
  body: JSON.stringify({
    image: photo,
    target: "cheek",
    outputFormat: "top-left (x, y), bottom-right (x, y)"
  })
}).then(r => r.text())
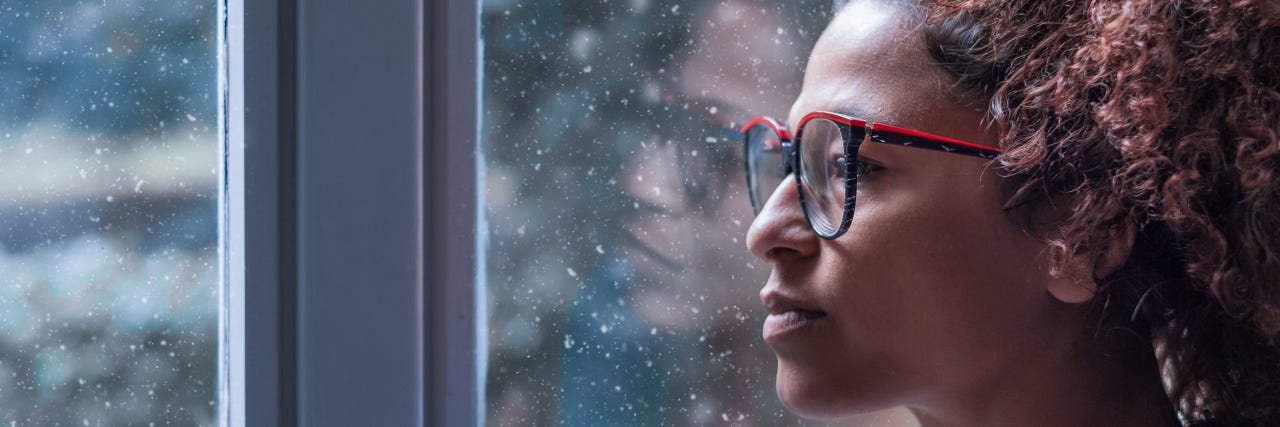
top-left (825, 168), bottom-right (1050, 382)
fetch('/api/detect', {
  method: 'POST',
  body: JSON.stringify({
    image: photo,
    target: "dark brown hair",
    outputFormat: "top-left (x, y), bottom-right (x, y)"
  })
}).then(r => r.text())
top-left (919, 0), bottom-right (1280, 424)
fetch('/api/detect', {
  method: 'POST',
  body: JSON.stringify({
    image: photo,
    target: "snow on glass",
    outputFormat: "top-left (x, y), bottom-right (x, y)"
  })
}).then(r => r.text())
top-left (483, 0), bottom-right (831, 425)
top-left (0, 1), bottom-right (218, 425)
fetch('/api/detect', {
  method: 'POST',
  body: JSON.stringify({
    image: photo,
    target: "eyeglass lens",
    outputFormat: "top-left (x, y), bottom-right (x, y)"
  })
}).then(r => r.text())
top-left (745, 123), bottom-right (786, 214)
top-left (797, 118), bottom-right (848, 237)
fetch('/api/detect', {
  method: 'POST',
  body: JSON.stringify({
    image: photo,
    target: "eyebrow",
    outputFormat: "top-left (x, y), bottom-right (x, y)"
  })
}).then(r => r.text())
top-left (792, 105), bottom-right (887, 128)
top-left (836, 104), bottom-right (893, 124)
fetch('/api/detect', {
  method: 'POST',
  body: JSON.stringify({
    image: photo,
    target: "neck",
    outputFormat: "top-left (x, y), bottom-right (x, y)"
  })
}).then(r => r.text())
top-left (906, 323), bottom-right (1179, 427)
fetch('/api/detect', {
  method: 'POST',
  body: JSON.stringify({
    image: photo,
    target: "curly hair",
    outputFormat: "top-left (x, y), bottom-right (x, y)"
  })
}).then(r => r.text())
top-left (917, 0), bottom-right (1280, 424)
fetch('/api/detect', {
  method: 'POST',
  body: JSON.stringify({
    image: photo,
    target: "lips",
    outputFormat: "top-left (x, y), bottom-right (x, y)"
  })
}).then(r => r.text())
top-left (761, 290), bottom-right (828, 341)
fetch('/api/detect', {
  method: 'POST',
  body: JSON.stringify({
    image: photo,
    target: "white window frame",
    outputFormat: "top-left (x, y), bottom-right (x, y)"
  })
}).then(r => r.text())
top-left (223, 0), bottom-right (482, 425)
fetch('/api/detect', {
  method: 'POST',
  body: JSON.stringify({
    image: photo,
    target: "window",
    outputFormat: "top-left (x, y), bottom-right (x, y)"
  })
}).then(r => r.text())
top-left (481, 0), bottom-right (904, 425)
top-left (3, 0), bottom-right (909, 424)
top-left (0, 1), bottom-right (219, 425)
top-left (227, 0), bottom-right (478, 425)
top-left (5, 0), bottom-right (482, 424)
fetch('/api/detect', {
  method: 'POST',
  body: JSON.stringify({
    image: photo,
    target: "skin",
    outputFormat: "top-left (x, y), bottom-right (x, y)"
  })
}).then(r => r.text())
top-left (746, 1), bottom-right (1179, 425)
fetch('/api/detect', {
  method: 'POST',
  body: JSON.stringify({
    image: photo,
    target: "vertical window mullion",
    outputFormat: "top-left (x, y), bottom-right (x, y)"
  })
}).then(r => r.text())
top-left (233, 0), bottom-right (441, 425)
top-left (294, 0), bottom-right (424, 425)
top-left (425, 0), bottom-right (483, 426)
top-left (227, 0), bottom-right (295, 425)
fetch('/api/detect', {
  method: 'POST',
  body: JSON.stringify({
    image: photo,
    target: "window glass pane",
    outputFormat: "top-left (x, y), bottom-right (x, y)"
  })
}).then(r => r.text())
top-left (483, 1), bottom-right (908, 425)
top-left (0, 1), bottom-right (219, 425)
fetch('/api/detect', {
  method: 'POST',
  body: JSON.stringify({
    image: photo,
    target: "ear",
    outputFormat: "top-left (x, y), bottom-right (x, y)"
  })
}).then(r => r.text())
top-left (1047, 224), bottom-right (1136, 304)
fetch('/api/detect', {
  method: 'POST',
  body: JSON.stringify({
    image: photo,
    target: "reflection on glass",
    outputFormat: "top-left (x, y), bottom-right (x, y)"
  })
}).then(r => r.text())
top-left (482, 0), bottom-right (859, 425)
top-left (0, 1), bottom-right (218, 425)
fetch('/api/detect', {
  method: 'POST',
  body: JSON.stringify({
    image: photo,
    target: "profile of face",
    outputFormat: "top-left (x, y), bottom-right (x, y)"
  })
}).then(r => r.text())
top-left (746, 0), bottom-right (1080, 419)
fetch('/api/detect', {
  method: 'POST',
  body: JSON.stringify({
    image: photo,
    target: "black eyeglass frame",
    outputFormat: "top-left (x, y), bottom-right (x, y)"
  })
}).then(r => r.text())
top-left (740, 111), bottom-right (1002, 240)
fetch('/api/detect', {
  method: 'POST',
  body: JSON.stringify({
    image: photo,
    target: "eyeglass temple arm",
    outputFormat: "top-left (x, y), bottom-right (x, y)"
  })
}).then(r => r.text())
top-left (869, 123), bottom-right (1001, 160)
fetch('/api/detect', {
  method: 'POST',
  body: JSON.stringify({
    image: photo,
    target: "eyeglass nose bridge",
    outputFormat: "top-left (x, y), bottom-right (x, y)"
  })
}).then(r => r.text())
top-left (779, 139), bottom-right (797, 176)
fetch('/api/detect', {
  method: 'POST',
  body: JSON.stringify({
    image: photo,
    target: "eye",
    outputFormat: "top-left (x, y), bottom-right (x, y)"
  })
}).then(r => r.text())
top-left (827, 155), bottom-right (849, 180)
top-left (828, 156), bottom-right (882, 181)
top-left (853, 159), bottom-right (882, 179)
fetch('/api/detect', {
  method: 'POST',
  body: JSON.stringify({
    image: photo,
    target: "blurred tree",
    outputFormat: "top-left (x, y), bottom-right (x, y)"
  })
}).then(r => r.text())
top-left (0, 1), bottom-right (218, 425)
top-left (0, 0), bottom-right (216, 139)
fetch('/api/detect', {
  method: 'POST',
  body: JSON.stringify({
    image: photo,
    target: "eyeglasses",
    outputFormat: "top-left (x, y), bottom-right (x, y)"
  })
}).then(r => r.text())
top-left (740, 111), bottom-right (1001, 239)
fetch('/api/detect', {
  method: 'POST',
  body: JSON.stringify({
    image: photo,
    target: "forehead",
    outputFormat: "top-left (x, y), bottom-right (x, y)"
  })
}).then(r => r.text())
top-left (788, 0), bottom-right (951, 128)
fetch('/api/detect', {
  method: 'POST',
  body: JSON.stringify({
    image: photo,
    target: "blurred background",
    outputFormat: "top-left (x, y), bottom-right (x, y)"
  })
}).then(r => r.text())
top-left (482, 0), bottom-right (915, 425)
top-left (0, 0), bottom-right (218, 425)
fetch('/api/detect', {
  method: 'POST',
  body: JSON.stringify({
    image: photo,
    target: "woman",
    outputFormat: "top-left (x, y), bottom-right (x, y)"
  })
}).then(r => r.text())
top-left (742, 0), bottom-right (1280, 425)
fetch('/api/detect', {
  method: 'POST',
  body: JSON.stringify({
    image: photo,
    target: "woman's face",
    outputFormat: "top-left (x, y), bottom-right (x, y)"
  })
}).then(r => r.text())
top-left (747, 1), bottom-right (1062, 418)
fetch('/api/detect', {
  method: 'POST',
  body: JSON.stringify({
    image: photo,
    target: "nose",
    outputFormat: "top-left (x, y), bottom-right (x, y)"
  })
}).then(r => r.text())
top-left (746, 175), bottom-right (820, 263)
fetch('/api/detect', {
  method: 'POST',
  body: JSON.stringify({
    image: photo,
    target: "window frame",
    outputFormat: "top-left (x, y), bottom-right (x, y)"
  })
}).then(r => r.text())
top-left (224, 0), bottom-right (482, 425)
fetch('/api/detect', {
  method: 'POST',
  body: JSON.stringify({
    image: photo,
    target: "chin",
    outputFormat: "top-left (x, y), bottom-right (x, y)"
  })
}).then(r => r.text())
top-left (773, 368), bottom-right (875, 419)
top-left (775, 362), bottom-right (889, 420)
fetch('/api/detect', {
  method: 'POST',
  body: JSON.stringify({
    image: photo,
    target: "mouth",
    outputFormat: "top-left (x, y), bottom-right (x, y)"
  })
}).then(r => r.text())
top-left (761, 291), bottom-right (828, 342)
